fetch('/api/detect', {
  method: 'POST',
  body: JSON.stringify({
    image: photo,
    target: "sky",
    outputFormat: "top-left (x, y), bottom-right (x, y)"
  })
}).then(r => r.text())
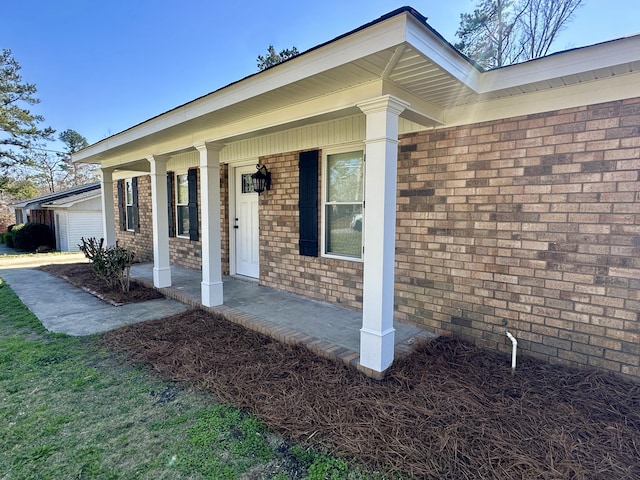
top-left (3, 0), bottom-right (639, 151)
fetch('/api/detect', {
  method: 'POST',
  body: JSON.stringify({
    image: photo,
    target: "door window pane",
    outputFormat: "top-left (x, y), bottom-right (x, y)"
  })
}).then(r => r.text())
top-left (241, 173), bottom-right (255, 194)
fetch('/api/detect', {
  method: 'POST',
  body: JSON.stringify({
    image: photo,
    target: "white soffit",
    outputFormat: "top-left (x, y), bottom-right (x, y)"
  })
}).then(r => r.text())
top-left (478, 35), bottom-right (640, 98)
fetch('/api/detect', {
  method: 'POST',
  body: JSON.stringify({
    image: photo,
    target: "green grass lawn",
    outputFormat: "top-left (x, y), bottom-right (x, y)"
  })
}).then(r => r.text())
top-left (0, 277), bottom-right (376, 479)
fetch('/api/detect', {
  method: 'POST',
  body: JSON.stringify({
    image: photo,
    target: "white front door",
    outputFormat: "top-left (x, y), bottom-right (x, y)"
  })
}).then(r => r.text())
top-left (235, 165), bottom-right (260, 278)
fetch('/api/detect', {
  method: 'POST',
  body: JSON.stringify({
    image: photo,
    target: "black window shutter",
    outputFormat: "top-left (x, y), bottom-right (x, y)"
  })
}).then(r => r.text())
top-left (299, 150), bottom-right (319, 256)
top-left (131, 177), bottom-right (140, 233)
top-left (167, 171), bottom-right (176, 237)
top-left (117, 179), bottom-right (126, 231)
top-left (187, 168), bottom-right (199, 241)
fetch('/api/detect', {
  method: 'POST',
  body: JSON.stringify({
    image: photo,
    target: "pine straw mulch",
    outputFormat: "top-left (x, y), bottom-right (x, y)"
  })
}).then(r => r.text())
top-left (102, 308), bottom-right (640, 480)
top-left (38, 262), bottom-right (163, 305)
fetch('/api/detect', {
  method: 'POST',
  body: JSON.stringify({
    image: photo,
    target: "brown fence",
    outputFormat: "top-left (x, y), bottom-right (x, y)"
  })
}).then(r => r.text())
top-left (28, 209), bottom-right (56, 242)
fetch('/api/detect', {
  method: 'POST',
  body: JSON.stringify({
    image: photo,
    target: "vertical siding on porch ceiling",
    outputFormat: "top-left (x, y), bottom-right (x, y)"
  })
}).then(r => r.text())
top-left (221, 115), bottom-right (365, 163)
top-left (167, 151), bottom-right (200, 171)
top-left (150, 116), bottom-right (424, 167)
top-left (219, 115), bottom-right (423, 163)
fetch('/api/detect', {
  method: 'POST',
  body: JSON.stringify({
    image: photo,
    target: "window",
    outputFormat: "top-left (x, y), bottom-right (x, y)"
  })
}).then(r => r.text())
top-left (118, 178), bottom-right (138, 233)
top-left (324, 150), bottom-right (364, 259)
top-left (176, 173), bottom-right (190, 237)
top-left (125, 179), bottom-right (135, 231)
top-left (171, 169), bottom-right (198, 241)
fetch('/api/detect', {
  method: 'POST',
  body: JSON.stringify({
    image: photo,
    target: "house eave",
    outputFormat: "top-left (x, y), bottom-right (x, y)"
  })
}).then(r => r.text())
top-left (479, 34), bottom-right (640, 94)
top-left (42, 192), bottom-right (102, 209)
top-left (72, 7), bottom-right (640, 168)
top-left (72, 11), bottom-right (411, 163)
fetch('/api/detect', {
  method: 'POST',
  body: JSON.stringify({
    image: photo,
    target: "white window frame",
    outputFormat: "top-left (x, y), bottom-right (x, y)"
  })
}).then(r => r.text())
top-left (321, 145), bottom-right (365, 262)
top-left (175, 171), bottom-right (190, 239)
top-left (125, 178), bottom-right (135, 232)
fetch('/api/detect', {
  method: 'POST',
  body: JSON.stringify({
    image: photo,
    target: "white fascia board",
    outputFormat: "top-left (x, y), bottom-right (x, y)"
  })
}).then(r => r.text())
top-left (405, 14), bottom-right (482, 91)
top-left (74, 14), bottom-right (413, 164)
top-left (478, 35), bottom-right (640, 94)
top-left (444, 70), bottom-right (640, 128)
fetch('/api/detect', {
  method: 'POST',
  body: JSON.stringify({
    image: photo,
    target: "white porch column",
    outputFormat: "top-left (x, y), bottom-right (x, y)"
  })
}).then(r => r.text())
top-left (99, 167), bottom-right (117, 246)
top-left (148, 155), bottom-right (172, 288)
top-left (357, 95), bottom-right (409, 373)
top-left (195, 142), bottom-right (224, 307)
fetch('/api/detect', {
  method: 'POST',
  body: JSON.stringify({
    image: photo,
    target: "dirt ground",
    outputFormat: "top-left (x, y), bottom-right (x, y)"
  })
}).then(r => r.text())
top-left (100, 309), bottom-right (640, 480)
top-left (39, 262), bottom-right (162, 304)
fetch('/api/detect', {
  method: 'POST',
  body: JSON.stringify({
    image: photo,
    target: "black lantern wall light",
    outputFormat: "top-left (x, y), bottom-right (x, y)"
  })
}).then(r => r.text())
top-left (251, 164), bottom-right (271, 195)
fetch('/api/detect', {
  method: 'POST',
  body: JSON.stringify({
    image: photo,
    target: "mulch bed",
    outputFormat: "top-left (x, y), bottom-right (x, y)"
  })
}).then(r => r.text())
top-left (102, 309), bottom-right (640, 479)
top-left (39, 262), bottom-right (163, 305)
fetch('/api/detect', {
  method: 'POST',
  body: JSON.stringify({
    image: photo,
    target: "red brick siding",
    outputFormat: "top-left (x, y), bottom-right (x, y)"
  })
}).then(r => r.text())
top-left (220, 164), bottom-right (230, 275)
top-left (114, 175), bottom-right (154, 262)
top-left (259, 151), bottom-right (364, 309)
top-left (113, 166), bottom-right (230, 275)
top-left (395, 98), bottom-right (640, 380)
top-left (168, 169), bottom-right (201, 270)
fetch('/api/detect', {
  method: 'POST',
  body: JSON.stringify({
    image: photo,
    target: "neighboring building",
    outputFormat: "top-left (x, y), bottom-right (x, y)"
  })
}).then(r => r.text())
top-left (42, 188), bottom-right (103, 252)
top-left (73, 7), bottom-right (640, 379)
top-left (11, 183), bottom-right (102, 252)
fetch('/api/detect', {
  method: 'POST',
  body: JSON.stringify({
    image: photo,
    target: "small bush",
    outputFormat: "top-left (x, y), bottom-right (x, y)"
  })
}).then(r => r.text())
top-left (79, 237), bottom-right (135, 293)
top-left (12, 223), bottom-right (53, 252)
top-left (5, 230), bottom-right (14, 248)
top-left (5, 223), bottom-right (22, 249)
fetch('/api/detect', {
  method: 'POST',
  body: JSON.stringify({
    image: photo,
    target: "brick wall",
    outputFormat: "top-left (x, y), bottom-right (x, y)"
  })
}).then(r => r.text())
top-left (395, 97), bottom-right (640, 379)
top-left (114, 165), bottom-right (230, 275)
top-left (259, 151), bottom-right (364, 309)
top-left (168, 168), bottom-right (202, 270)
top-left (220, 164), bottom-right (230, 275)
top-left (115, 175), bottom-right (154, 262)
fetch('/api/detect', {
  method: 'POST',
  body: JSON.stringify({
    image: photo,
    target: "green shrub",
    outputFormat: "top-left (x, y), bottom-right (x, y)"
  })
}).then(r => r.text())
top-left (79, 237), bottom-right (135, 292)
top-left (5, 224), bottom-right (21, 248)
top-left (5, 223), bottom-right (24, 248)
top-left (12, 223), bottom-right (53, 252)
top-left (0, 232), bottom-right (4, 244)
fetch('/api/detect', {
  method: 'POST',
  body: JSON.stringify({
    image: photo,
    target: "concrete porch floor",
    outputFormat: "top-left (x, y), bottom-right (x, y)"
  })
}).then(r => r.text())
top-left (130, 263), bottom-right (436, 376)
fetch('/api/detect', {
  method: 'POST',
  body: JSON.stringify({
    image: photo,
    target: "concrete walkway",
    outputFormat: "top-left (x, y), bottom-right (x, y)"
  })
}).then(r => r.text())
top-left (0, 243), bottom-right (189, 335)
top-left (0, 268), bottom-right (188, 336)
top-left (0, 242), bottom-right (15, 256)
top-left (0, 244), bottom-right (88, 269)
